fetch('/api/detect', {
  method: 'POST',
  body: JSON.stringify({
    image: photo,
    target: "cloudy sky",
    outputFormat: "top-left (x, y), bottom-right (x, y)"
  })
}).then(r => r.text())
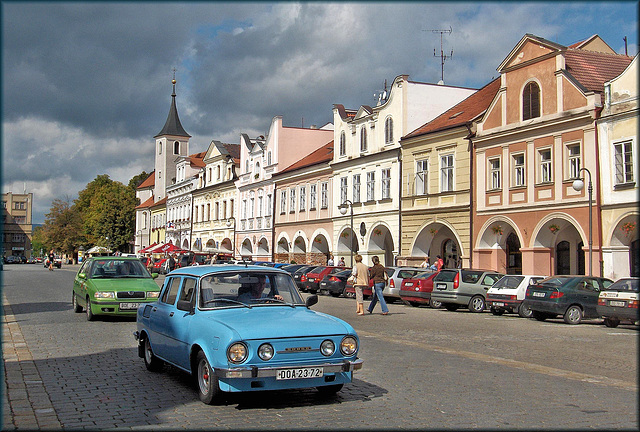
top-left (2, 2), bottom-right (638, 224)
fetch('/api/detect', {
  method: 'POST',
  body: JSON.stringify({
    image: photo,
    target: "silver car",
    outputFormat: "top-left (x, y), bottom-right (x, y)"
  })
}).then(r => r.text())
top-left (382, 267), bottom-right (424, 301)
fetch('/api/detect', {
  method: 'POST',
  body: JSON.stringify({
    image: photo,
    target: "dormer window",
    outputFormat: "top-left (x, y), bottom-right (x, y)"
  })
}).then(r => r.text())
top-left (523, 82), bottom-right (540, 120)
top-left (360, 127), bottom-right (367, 152)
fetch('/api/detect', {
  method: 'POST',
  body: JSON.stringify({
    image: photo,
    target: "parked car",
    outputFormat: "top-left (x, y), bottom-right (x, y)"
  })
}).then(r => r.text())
top-left (596, 277), bottom-right (639, 328)
top-left (72, 256), bottom-right (161, 321)
top-left (5, 255), bottom-right (20, 264)
top-left (318, 269), bottom-right (353, 297)
top-left (27, 257), bottom-right (37, 264)
top-left (344, 272), bottom-right (373, 299)
top-left (133, 265), bottom-right (363, 404)
top-left (152, 258), bottom-right (169, 274)
top-left (292, 265), bottom-right (317, 290)
top-left (303, 266), bottom-right (344, 293)
top-left (191, 253), bottom-right (216, 266)
top-left (399, 271), bottom-right (439, 307)
top-left (486, 275), bottom-right (546, 318)
top-left (382, 267), bottom-right (424, 302)
top-left (522, 275), bottom-right (614, 324)
top-left (281, 264), bottom-right (310, 274)
top-left (430, 269), bottom-right (504, 313)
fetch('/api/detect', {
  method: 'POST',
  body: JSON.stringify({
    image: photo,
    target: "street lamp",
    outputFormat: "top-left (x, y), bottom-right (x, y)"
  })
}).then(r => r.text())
top-left (572, 168), bottom-right (593, 276)
top-left (338, 200), bottom-right (354, 268)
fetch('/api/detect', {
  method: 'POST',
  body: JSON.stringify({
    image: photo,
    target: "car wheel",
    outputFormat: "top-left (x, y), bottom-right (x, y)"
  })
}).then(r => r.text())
top-left (429, 299), bottom-right (442, 309)
top-left (490, 307), bottom-right (504, 316)
top-left (196, 351), bottom-right (222, 405)
top-left (469, 296), bottom-right (486, 313)
top-left (316, 383), bottom-right (344, 396)
top-left (85, 297), bottom-right (95, 321)
top-left (563, 305), bottom-right (582, 325)
top-left (518, 302), bottom-right (533, 318)
top-left (443, 303), bottom-right (459, 312)
top-left (532, 310), bottom-right (547, 321)
top-left (330, 291), bottom-right (342, 297)
top-left (408, 301), bottom-right (421, 307)
top-left (604, 317), bottom-right (620, 328)
top-left (72, 292), bottom-right (82, 313)
top-left (143, 337), bottom-right (164, 372)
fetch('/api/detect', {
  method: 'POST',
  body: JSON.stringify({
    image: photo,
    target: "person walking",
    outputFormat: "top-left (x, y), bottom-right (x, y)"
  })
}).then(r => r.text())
top-left (48, 249), bottom-right (55, 271)
top-left (351, 254), bottom-right (369, 316)
top-left (168, 254), bottom-right (176, 272)
top-left (435, 255), bottom-right (444, 271)
top-left (367, 256), bottom-right (389, 315)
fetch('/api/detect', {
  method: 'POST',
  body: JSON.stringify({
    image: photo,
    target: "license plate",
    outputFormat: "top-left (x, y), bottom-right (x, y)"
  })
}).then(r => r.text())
top-left (308, 278), bottom-right (315, 282)
top-left (405, 282), bottom-right (414, 287)
top-left (493, 302), bottom-right (505, 307)
top-left (320, 282), bottom-right (327, 287)
top-left (119, 303), bottom-right (141, 310)
top-left (532, 292), bottom-right (545, 298)
top-left (609, 300), bottom-right (626, 307)
top-left (436, 283), bottom-right (447, 290)
top-left (276, 367), bottom-right (323, 380)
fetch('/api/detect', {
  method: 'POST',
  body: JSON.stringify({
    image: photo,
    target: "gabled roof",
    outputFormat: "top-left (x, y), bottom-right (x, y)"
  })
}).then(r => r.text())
top-left (276, 140), bottom-right (334, 175)
top-left (136, 171), bottom-right (155, 190)
top-left (154, 81), bottom-right (191, 138)
top-left (334, 104), bottom-right (357, 121)
top-left (404, 78), bottom-right (501, 139)
top-left (567, 34), bottom-right (616, 53)
top-left (150, 197), bottom-right (167, 209)
top-left (564, 49), bottom-right (633, 94)
top-left (222, 143), bottom-right (240, 162)
top-left (135, 195), bottom-right (155, 209)
top-left (189, 151), bottom-right (206, 169)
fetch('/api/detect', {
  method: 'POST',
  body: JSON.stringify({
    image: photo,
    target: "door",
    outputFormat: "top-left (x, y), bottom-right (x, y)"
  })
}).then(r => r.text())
top-left (148, 276), bottom-right (182, 361)
top-left (163, 277), bottom-right (197, 369)
top-left (574, 278), bottom-right (600, 318)
top-left (506, 233), bottom-right (522, 275)
top-left (556, 241), bottom-right (571, 275)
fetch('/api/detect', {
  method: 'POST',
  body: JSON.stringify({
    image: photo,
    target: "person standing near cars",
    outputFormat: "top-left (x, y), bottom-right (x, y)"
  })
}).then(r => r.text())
top-left (338, 257), bottom-right (346, 267)
top-left (168, 254), bottom-right (176, 272)
top-left (367, 256), bottom-right (389, 315)
top-left (48, 249), bottom-right (55, 271)
top-left (420, 256), bottom-right (430, 268)
top-left (327, 254), bottom-right (335, 266)
top-left (351, 254), bottom-right (369, 316)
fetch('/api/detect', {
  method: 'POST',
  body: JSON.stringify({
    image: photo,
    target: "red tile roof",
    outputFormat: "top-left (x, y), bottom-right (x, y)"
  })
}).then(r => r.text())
top-left (564, 49), bottom-right (633, 94)
top-left (277, 140), bottom-right (334, 175)
top-left (136, 171), bottom-right (155, 190)
top-left (189, 151), bottom-right (206, 169)
top-left (404, 78), bottom-right (501, 139)
top-left (150, 197), bottom-right (167, 208)
top-left (135, 195), bottom-right (155, 209)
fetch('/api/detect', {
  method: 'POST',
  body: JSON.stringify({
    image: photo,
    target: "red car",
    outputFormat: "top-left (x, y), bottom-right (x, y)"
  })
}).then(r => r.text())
top-left (399, 271), bottom-right (440, 308)
top-left (152, 258), bottom-right (169, 274)
top-left (344, 270), bottom-right (373, 299)
top-left (302, 266), bottom-right (344, 293)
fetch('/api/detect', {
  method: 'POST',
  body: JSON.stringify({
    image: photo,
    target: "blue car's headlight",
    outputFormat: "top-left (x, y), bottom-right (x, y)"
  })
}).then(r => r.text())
top-left (227, 342), bottom-right (248, 363)
top-left (320, 340), bottom-right (335, 356)
top-left (340, 336), bottom-right (358, 356)
top-left (258, 343), bottom-right (274, 361)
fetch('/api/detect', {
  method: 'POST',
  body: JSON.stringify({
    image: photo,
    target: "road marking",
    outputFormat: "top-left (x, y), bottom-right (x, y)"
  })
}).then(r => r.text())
top-left (357, 329), bottom-right (637, 392)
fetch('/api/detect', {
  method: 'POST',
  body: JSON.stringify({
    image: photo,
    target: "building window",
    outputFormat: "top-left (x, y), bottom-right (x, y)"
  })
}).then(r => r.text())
top-left (352, 174), bottom-right (361, 203)
top-left (513, 153), bottom-right (525, 187)
top-left (207, 203), bottom-right (212, 221)
top-left (309, 184), bottom-right (317, 209)
top-left (299, 186), bottom-right (306, 211)
top-left (440, 154), bottom-right (454, 192)
top-left (174, 141), bottom-right (180, 154)
top-left (245, 160), bottom-right (250, 173)
top-left (340, 177), bottom-right (348, 204)
top-left (258, 195), bottom-right (263, 217)
top-left (267, 151), bottom-right (272, 166)
top-left (384, 117), bottom-right (393, 144)
top-left (266, 194), bottom-right (272, 216)
top-left (523, 82), bottom-right (540, 120)
top-left (280, 190), bottom-right (287, 214)
top-left (321, 182), bottom-right (328, 209)
top-left (539, 148), bottom-right (552, 183)
top-left (289, 188), bottom-right (296, 212)
top-left (360, 127), bottom-right (367, 152)
top-left (567, 144), bottom-right (581, 180)
top-left (249, 197), bottom-right (254, 218)
top-left (614, 140), bottom-right (634, 185)
top-left (242, 200), bottom-right (247, 220)
top-left (489, 158), bottom-right (501, 190)
top-left (216, 166), bottom-right (221, 180)
top-left (366, 171), bottom-right (375, 201)
top-left (381, 168), bottom-right (391, 199)
top-left (416, 159), bottom-right (428, 195)
top-left (339, 131), bottom-right (346, 156)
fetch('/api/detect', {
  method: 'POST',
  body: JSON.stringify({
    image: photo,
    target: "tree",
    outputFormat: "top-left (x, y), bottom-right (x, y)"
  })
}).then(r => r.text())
top-left (31, 225), bottom-right (46, 257)
top-left (41, 196), bottom-right (85, 256)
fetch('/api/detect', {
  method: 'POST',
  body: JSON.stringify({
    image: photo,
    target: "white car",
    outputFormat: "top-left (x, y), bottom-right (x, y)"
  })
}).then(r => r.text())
top-left (486, 275), bottom-right (546, 318)
top-left (597, 277), bottom-right (639, 328)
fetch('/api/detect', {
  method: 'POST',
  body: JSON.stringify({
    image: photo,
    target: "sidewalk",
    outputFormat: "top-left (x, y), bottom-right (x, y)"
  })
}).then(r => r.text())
top-left (2, 294), bottom-right (62, 430)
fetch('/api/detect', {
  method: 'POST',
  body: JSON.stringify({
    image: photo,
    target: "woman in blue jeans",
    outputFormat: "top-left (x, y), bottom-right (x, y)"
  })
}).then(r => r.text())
top-left (367, 255), bottom-right (389, 315)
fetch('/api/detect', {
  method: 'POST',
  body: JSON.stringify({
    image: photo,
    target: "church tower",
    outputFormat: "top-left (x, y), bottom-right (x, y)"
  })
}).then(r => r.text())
top-left (154, 73), bottom-right (191, 200)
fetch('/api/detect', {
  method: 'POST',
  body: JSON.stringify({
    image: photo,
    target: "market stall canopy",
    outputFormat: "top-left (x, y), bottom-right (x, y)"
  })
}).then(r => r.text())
top-left (85, 246), bottom-right (112, 255)
top-left (138, 243), bottom-right (158, 254)
top-left (148, 243), bottom-right (186, 254)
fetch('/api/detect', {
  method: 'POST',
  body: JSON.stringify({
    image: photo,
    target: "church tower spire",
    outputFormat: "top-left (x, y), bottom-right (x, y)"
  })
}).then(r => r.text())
top-left (153, 70), bottom-right (191, 200)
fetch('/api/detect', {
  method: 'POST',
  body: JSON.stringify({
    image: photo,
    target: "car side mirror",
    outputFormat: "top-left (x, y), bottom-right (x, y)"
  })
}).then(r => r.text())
top-left (305, 294), bottom-right (318, 308)
top-left (176, 300), bottom-right (194, 313)
top-left (151, 273), bottom-right (159, 279)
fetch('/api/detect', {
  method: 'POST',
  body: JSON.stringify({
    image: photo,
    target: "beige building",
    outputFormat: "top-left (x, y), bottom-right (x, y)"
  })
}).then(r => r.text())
top-left (598, 54), bottom-right (639, 278)
top-left (399, 79), bottom-right (500, 268)
top-left (2, 192), bottom-right (34, 259)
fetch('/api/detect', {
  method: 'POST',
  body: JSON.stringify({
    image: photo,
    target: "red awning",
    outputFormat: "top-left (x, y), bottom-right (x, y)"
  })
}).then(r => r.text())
top-left (138, 243), bottom-right (157, 253)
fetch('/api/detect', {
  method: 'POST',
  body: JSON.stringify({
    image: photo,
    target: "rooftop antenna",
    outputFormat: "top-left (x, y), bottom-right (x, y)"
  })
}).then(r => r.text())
top-left (425, 26), bottom-right (453, 84)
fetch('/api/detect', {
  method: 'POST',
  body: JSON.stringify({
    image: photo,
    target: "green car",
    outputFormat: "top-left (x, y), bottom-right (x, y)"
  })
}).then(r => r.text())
top-left (72, 256), bottom-right (161, 321)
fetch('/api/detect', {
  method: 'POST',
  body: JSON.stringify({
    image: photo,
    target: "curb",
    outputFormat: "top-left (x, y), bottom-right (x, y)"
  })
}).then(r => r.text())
top-left (2, 295), bottom-right (63, 429)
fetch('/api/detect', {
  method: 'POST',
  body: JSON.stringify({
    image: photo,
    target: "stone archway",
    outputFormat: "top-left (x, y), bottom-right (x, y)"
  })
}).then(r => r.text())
top-left (337, 227), bottom-right (358, 268)
top-left (369, 224), bottom-right (394, 266)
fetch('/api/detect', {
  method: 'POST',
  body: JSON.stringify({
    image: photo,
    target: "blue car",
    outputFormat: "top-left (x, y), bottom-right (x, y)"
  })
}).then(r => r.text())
top-left (134, 264), bottom-right (363, 404)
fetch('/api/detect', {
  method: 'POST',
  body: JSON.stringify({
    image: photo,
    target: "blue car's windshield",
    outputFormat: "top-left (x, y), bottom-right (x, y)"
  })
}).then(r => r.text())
top-left (199, 271), bottom-right (304, 309)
